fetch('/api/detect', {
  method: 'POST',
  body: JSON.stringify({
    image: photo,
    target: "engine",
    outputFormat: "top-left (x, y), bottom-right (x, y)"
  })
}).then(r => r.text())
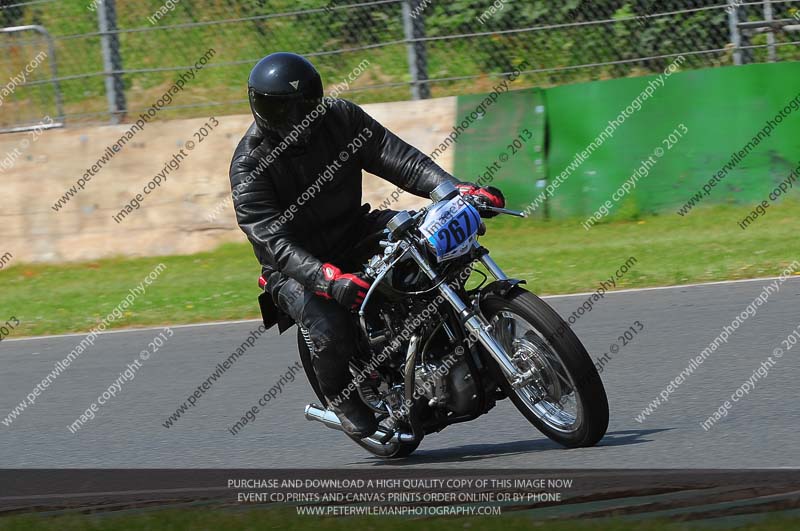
top-left (360, 249), bottom-right (481, 419)
top-left (414, 350), bottom-right (478, 416)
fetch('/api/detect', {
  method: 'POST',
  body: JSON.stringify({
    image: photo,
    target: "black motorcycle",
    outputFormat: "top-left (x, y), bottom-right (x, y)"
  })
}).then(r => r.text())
top-left (301, 181), bottom-right (608, 458)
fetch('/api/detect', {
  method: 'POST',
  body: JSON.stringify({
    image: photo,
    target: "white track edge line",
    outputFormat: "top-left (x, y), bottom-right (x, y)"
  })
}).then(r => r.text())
top-left (5, 274), bottom-right (799, 343)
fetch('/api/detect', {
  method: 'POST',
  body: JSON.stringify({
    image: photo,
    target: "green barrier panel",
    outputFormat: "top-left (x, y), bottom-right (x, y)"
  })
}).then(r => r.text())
top-left (452, 62), bottom-right (800, 220)
top-left (452, 88), bottom-right (547, 214)
top-left (544, 61), bottom-right (800, 219)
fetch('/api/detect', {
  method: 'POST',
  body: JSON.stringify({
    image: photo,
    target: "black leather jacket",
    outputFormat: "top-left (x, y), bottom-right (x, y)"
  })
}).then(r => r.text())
top-left (229, 98), bottom-right (458, 291)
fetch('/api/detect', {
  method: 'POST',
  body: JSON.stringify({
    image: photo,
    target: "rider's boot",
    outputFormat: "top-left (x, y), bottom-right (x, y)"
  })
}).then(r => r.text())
top-left (326, 395), bottom-right (378, 439)
top-left (312, 340), bottom-right (378, 439)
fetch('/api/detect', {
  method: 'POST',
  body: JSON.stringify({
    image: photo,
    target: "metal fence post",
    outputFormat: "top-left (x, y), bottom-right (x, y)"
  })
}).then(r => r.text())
top-left (727, 0), bottom-right (743, 65)
top-left (402, 0), bottom-right (430, 100)
top-left (96, 0), bottom-right (126, 124)
top-left (763, 0), bottom-right (776, 62)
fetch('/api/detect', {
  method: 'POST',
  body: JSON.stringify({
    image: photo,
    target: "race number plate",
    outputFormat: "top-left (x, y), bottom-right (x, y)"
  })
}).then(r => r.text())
top-left (419, 196), bottom-right (481, 261)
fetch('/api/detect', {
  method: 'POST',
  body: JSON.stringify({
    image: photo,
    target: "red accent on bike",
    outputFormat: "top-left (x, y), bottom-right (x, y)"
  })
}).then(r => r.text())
top-left (258, 275), bottom-right (267, 289)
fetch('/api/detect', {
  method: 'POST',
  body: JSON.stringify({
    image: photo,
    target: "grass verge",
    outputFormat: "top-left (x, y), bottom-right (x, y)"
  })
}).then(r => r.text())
top-left (1, 202), bottom-right (799, 338)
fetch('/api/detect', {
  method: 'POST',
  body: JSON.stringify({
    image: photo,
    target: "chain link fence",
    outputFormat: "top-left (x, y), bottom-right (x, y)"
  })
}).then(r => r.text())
top-left (1, 0), bottom-right (799, 131)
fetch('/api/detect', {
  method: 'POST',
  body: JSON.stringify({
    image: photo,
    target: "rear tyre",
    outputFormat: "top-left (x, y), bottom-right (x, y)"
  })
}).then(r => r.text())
top-left (297, 327), bottom-right (326, 404)
top-left (347, 431), bottom-right (421, 459)
top-left (480, 287), bottom-right (608, 448)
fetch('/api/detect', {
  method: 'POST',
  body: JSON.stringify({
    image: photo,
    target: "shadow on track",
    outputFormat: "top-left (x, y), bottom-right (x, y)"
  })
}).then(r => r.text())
top-left (361, 428), bottom-right (671, 466)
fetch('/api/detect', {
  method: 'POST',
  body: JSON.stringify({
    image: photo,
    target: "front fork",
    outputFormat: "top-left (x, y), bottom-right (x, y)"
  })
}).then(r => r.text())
top-left (406, 245), bottom-right (521, 384)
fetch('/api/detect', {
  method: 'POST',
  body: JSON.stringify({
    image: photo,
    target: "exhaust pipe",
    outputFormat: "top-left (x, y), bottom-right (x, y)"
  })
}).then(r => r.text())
top-left (304, 404), bottom-right (415, 443)
top-left (304, 404), bottom-right (345, 431)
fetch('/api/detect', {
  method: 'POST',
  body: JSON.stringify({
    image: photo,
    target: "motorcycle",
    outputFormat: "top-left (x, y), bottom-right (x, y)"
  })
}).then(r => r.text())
top-left (300, 181), bottom-right (609, 458)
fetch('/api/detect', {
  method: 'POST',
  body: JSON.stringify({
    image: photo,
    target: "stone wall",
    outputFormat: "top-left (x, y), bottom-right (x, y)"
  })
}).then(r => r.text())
top-left (0, 97), bottom-right (456, 263)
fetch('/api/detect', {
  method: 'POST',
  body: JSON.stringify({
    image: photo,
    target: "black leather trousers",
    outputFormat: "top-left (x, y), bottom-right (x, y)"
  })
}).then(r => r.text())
top-left (265, 209), bottom-right (396, 399)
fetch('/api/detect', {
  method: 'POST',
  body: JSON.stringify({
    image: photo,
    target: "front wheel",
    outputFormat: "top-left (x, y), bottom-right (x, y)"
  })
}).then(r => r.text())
top-left (480, 287), bottom-right (608, 448)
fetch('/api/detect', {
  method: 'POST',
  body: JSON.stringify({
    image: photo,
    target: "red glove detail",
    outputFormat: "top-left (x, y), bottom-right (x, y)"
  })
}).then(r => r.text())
top-left (321, 264), bottom-right (340, 281)
top-left (473, 187), bottom-right (505, 208)
top-left (315, 263), bottom-right (371, 309)
top-left (456, 183), bottom-right (478, 195)
top-left (457, 182), bottom-right (506, 216)
top-left (313, 263), bottom-right (341, 300)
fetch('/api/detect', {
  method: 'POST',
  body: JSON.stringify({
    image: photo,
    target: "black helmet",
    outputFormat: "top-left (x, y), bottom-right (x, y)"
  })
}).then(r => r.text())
top-left (248, 52), bottom-right (325, 147)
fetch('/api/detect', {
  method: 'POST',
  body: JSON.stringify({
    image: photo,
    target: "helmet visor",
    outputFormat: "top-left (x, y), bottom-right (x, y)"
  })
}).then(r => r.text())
top-left (249, 90), bottom-right (323, 139)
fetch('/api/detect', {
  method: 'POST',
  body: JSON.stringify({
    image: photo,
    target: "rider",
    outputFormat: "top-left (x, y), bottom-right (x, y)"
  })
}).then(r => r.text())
top-left (229, 52), bottom-right (505, 438)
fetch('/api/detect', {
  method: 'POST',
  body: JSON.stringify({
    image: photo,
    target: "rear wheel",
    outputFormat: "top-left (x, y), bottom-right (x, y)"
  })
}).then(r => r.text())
top-left (347, 430), bottom-right (420, 459)
top-left (480, 288), bottom-right (608, 447)
top-left (296, 328), bottom-right (420, 458)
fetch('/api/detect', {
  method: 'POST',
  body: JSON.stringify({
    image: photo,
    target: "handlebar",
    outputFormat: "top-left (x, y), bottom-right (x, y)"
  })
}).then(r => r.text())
top-left (427, 181), bottom-right (526, 218)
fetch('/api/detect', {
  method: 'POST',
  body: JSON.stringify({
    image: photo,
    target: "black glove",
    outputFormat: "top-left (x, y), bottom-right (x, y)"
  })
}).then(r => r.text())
top-left (314, 263), bottom-right (371, 310)
top-left (457, 183), bottom-right (506, 218)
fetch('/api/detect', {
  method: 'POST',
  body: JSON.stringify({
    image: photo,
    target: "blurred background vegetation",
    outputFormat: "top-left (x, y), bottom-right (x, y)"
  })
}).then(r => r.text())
top-left (1, 0), bottom-right (798, 127)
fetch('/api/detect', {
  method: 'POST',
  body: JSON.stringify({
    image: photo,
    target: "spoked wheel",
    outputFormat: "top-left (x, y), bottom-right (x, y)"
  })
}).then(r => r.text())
top-left (296, 328), bottom-right (421, 458)
top-left (480, 288), bottom-right (608, 447)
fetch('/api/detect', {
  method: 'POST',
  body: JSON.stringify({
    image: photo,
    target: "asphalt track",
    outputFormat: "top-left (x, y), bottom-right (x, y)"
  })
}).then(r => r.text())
top-left (2, 276), bottom-right (799, 469)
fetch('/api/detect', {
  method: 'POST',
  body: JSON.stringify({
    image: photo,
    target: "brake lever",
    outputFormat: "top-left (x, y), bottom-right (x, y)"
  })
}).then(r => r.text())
top-left (479, 205), bottom-right (527, 218)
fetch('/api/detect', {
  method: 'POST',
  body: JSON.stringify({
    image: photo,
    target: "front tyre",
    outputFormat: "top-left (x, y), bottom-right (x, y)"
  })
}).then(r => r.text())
top-left (480, 287), bottom-right (608, 448)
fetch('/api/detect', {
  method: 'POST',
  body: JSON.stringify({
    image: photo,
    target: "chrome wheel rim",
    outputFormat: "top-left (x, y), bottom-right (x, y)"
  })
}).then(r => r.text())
top-left (492, 311), bottom-right (582, 433)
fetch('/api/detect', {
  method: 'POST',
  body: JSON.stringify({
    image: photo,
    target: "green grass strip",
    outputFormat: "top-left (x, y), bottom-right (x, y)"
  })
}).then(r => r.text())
top-left (1, 202), bottom-right (798, 338)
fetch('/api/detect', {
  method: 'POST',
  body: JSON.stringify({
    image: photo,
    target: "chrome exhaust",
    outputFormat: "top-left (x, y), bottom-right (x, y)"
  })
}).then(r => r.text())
top-left (304, 403), bottom-right (345, 430)
top-left (304, 404), bottom-right (415, 443)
